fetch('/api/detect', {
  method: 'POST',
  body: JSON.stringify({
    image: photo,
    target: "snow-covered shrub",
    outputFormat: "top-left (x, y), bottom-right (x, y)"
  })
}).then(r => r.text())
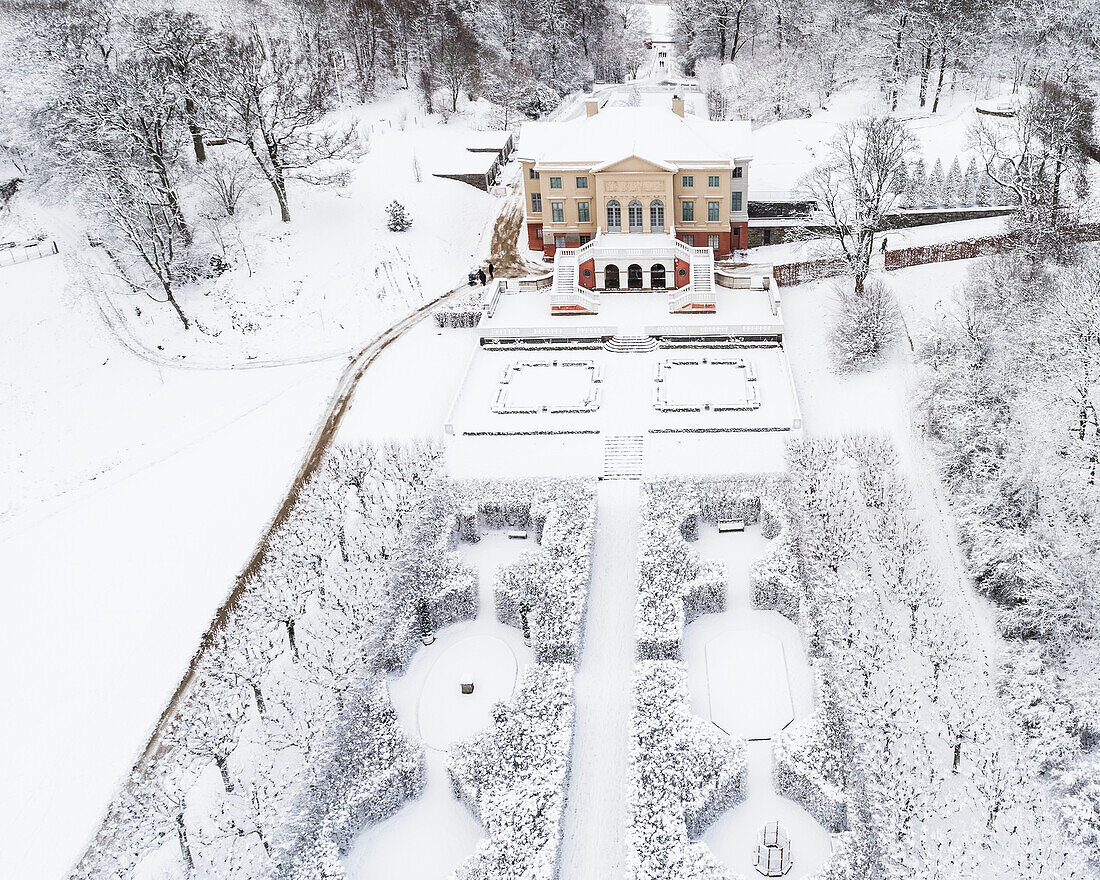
top-left (448, 664), bottom-right (575, 880)
top-left (434, 285), bottom-right (488, 328)
top-left (627, 660), bottom-right (746, 880)
top-left (386, 200), bottom-right (412, 231)
top-left (772, 712), bottom-right (848, 833)
top-left (829, 277), bottom-right (901, 371)
top-left (485, 480), bottom-right (596, 663)
top-left (385, 482), bottom-right (480, 648)
top-left (809, 829), bottom-right (876, 880)
top-left (750, 528), bottom-right (802, 622)
top-left (636, 477), bottom-right (788, 659)
top-left (635, 523), bottom-right (726, 660)
top-left (273, 679), bottom-right (425, 879)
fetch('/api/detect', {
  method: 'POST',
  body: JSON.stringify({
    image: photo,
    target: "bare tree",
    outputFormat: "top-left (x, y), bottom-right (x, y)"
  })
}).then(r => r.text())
top-left (801, 115), bottom-right (915, 295)
top-left (196, 150), bottom-right (258, 217)
top-left (216, 32), bottom-right (361, 222)
top-left (51, 54), bottom-right (191, 240)
top-left (972, 81), bottom-right (1094, 224)
top-left (135, 10), bottom-right (219, 164)
top-left (88, 164), bottom-right (192, 328)
top-left (437, 8), bottom-right (479, 112)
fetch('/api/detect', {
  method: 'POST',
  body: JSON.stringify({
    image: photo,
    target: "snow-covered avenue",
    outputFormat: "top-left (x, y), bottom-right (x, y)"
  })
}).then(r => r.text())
top-left (558, 482), bottom-right (640, 878)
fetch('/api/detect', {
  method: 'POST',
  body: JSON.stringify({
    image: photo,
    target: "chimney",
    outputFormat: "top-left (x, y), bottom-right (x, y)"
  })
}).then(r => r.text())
top-left (585, 99), bottom-right (599, 118)
top-left (672, 95), bottom-right (685, 117)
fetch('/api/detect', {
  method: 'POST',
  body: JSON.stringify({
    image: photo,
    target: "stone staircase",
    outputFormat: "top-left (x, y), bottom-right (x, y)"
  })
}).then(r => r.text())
top-left (603, 334), bottom-right (658, 353)
top-left (602, 435), bottom-right (644, 480)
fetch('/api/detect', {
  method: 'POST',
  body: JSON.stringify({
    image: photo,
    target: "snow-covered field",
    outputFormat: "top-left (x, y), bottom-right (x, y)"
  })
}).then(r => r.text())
top-left (0, 256), bottom-right (343, 880)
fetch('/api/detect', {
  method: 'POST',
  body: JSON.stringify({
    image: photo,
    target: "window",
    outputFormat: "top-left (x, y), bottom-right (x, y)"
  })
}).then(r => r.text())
top-left (763, 229), bottom-right (772, 245)
top-left (683, 234), bottom-right (694, 246)
top-left (732, 166), bottom-right (743, 178)
top-left (529, 168), bottom-right (540, 179)
top-left (681, 175), bottom-right (694, 188)
top-left (554, 234), bottom-right (566, 248)
top-left (708, 175), bottom-right (721, 187)
top-left (550, 176), bottom-right (562, 189)
top-left (579, 234), bottom-right (591, 244)
top-left (531, 193), bottom-right (542, 213)
top-left (551, 201), bottom-right (564, 222)
top-left (732, 191), bottom-right (743, 212)
top-left (708, 234), bottom-right (720, 250)
top-left (681, 200), bottom-right (694, 222)
top-left (536, 228), bottom-right (543, 240)
top-left (708, 201), bottom-right (720, 221)
top-left (577, 201), bottom-right (590, 222)
top-left (628, 199), bottom-right (643, 231)
top-left (607, 199), bottom-right (621, 230)
top-left (576, 176), bottom-right (588, 189)
top-left (650, 199), bottom-right (664, 230)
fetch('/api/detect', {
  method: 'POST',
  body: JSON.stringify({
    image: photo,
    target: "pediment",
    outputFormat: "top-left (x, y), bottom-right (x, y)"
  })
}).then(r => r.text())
top-left (591, 154), bottom-right (677, 174)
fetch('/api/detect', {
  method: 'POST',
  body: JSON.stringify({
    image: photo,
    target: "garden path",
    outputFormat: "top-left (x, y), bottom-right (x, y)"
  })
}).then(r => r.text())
top-left (558, 481), bottom-right (640, 880)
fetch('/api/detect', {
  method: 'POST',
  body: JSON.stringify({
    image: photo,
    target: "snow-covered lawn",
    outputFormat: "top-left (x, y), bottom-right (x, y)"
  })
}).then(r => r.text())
top-left (497, 360), bottom-right (599, 411)
top-left (0, 257), bottom-right (341, 880)
top-left (657, 358), bottom-right (755, 411)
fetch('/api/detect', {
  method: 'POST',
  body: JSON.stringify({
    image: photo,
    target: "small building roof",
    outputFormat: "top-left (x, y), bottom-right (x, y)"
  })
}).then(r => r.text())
top-left (518, 106), bottom-right (752, 168)
top-left (464, 131), bottom-right (513, 151)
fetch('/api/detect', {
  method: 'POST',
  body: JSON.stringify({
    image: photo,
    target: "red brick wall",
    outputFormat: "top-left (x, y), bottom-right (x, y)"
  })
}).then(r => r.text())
top-left (675, 257), bottom-right (690, 288)
top-left (526, 223), bottom-right (543, 251)
top-left (730, 222), bottom-right (748, 251)
top-left (579, 258), bottom-right (596, 289)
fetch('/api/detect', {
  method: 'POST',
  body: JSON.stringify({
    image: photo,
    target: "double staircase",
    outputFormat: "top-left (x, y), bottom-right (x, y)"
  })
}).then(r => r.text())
top-left (669, 239), bottom-right (716, 314)
top-left (602, 435), bottom-right (644, 480)
top-left (603, 334), bottom-right (657, 353)
top-left (551, 240), bottom-right (599, 315)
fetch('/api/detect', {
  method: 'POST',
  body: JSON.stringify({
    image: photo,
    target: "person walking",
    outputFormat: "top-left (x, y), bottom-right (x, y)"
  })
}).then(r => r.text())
top-left (487, 261), bottom-right (495, 279)
top-left (880, 236), bottom-right (888, 255)
top-left (477, 268), bottom-right (487, 285)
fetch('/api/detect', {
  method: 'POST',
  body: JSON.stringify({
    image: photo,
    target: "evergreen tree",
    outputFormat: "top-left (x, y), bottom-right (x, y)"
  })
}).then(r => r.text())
top-left (386, 200), bottom-right (413, 232)
top-left (908, 157), bottom-right (927, 208)
top-left (944, 157), bottom-right (962, 208)
top-left (960, 157), bottom-right (980, 207)
top-left (975, 172), bottom-right (993, 206)
top-left (927, 158), bottom-right (945, 208)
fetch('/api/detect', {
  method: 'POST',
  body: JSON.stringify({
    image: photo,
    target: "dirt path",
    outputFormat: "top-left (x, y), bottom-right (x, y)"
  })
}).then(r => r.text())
top-left (488, 188), bottom-right (548, 278)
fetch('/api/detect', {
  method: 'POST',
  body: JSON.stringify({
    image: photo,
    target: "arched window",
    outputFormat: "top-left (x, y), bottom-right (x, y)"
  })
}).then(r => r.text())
top-left (628, 264), bottom-right (643, 288)
top-left (628, 199), bottom-right (643, 232)
top-left (650, 199), bottom-right (665, 231)
top-left (650, 263), bottom-right (666, 289)
top-left (606, 200), bottom-right (621, 231)
top-left (604, 264), bottom-right (620, 289)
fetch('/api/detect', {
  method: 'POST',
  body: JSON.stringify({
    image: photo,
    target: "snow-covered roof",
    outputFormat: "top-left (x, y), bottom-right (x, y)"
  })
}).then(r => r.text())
top-left (464, 131), bottom-right (513, 151)
top-left (519, 107), bottom-right (752, 168)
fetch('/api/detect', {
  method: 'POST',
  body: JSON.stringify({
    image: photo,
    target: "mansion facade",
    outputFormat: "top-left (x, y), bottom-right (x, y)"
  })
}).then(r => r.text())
top-left (519, 97), bottom-right (752, 281)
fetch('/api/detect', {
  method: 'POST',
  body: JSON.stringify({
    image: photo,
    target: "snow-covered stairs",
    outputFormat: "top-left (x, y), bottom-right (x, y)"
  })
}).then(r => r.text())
top-left (603, 334), bottom-right (657, 353)
top-left (602, 435), bottom-right (644, 480)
